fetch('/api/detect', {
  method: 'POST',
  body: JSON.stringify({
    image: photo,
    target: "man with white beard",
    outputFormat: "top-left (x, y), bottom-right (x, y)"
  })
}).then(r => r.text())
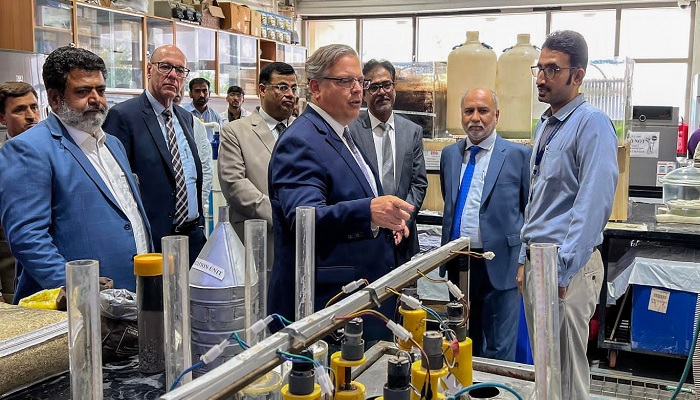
top-left (439, 87), bottom-right (531, 361)
top-left (0, 46), bottom-right (152, 303)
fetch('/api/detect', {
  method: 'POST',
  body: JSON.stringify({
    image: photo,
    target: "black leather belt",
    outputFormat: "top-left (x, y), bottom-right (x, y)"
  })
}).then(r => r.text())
top-left (173, 218), bottom-right (199, 234)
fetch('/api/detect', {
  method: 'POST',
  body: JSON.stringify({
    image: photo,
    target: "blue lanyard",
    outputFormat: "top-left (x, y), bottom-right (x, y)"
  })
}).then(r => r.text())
top-left (532, 101), bottom-right (584, 176)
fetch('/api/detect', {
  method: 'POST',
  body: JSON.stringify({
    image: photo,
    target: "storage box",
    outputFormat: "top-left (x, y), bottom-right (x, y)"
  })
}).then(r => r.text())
top-left (631, 285), bottom-right (697, 356)
top-left (196, 1), bottom-right (224, 29)
top-left (250, 10), bottom-right (262, 37)
top-left (219, 2), bottom-right (246, 32)
top-left (37, 5), bottom-right (72, 29)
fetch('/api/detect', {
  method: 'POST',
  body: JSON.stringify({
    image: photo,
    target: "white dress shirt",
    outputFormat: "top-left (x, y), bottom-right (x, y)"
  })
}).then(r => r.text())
top-left (60, 116), bottom-right (149, 255)
top-left (459, 132), bottom-right (497, 248)
top-left (368, 112), bottom-right (396, 182)
top-left (259, 106), bottom-right (291, 141)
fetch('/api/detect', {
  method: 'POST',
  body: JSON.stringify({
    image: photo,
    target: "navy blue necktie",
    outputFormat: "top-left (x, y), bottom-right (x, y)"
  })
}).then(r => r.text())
top-left (451, 146), bottom-right (481, 240)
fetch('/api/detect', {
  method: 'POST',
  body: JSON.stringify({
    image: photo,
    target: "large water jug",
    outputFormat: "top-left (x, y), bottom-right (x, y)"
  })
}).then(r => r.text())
top-left (496, 34), bottom-right (540, 139)
top-left (446, 31), bottom-right (497, 136)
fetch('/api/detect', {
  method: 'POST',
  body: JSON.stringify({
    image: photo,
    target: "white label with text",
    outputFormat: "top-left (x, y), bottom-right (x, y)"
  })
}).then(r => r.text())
top-left (192, 258), bottom-right (226, 281)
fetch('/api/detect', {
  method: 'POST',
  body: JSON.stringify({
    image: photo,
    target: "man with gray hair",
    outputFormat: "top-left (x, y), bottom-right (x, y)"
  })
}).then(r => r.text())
top-left (267, 44), bottom-right (414, 338)
top-left (440, 87), bottom-right (531, 361)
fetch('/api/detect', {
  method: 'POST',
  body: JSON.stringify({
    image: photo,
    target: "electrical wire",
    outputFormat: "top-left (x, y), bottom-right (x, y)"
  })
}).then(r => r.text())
top-left (333, 309), bottom-right (389, 323)
top-left (230, 331), bottom-right (250, 349)
top-left (272, 313), bottom-right (292, 326)
top-left (450, 250), bottom-right (493, 259)
top-left (417, 269), bottom-right (447, 283)
top-left (170, 360), bottom-right (205, 391)
top-left (277, 350), bottom-right (320, 366)
top-left (669, 295), bottom-right (700, 399)
top-left (325, 291), bottom-right (345, 307)
top-left (448, 382), bottom-right (524, 400)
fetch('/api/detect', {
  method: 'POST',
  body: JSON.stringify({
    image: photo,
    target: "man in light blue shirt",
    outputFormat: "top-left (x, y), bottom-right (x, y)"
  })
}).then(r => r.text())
top-left (517, 31), bottom-right (618, 400)
top-left (185, 77), bottom-right (222, 142)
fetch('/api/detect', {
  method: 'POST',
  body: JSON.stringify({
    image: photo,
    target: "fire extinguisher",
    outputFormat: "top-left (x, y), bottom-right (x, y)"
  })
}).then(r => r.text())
top-left (678, 117), bottom-right (689, 159)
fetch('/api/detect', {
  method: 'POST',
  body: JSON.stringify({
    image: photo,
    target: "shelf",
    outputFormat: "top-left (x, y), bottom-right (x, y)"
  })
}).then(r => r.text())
top-left (260, 58), bottom-right (274, 63)
top-left (35, 25), bottom-right (72, 34)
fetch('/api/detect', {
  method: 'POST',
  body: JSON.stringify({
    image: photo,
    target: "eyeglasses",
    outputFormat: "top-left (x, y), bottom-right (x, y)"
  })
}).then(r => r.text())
top-left (530, 65), bottom-right (577, 80)
top-left (151, 62), bottom-right (190, 78)
top-left (265, 83), bottom-right (298, 94)
top-left (320, 76), bottom-right (370, 90)
top-left (367, 81), bottom-right (395, 94)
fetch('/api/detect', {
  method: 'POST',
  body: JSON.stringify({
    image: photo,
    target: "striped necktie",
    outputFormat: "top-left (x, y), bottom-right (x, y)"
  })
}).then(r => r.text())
top-left (162, 109), bottom-right (189, 225)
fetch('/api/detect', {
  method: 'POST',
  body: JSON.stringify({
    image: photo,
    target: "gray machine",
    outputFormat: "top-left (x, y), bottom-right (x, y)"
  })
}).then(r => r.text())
top-left (629, 106), bottom-right (679, 188)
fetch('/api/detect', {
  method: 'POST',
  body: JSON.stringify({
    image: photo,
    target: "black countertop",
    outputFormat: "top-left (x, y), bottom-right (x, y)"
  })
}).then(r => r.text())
top-left (606, 201), bottom-right (700, 243)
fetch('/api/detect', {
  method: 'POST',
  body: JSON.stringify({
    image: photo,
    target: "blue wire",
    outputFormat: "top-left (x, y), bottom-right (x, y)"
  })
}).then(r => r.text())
top-left (448, 382), bottom-right (524, 400)
top-left (272, 313), bottom-right (290, 326)
top-left (170, 360), bottom-right (205, 391)
top-left (230, 331), bottom-right (250, 349)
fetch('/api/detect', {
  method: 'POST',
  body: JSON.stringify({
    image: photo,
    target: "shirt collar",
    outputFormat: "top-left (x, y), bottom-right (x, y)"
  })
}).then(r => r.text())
top-left (466, 131), bottom-right (497, 152)
top-left (258, 106), bottom-right (288, 129)
top-left (308, 103), bottom-right (346, 137)
top-left (145, 89), bottom-right (171, 117)
top-left (541, 94), bottom-right (586, 122)
top-left (368, 111), bottom-right (394, 132)
top-left (54, 112), bottom-right (106, 147)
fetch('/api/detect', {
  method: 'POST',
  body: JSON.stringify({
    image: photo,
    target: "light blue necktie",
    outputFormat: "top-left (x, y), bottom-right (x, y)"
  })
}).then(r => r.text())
top-left (450, 145), bottom-right (481, 241)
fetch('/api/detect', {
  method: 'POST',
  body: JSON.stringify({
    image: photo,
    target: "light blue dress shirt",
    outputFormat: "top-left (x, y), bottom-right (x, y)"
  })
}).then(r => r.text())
top-left (185, 103), bottom-right (223, 143)
top-left (458, 132), bottom-right (497, 248)
top-left (146, 90), bottom-right (199, 221)
top-left (519, 94), bottom-right (618, 287)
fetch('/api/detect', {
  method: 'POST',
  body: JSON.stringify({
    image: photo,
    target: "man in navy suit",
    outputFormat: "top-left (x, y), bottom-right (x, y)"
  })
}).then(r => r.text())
top-left (440, 88), bottom-right (531, 361)
top-left (349, 59), bottom-right (427, 267)
top-left (104, 45), bottom-right (205, 265)
top-left (267, 44), bottom-right (414, 336)
top-left (0, 46), bottom-right (152, 303)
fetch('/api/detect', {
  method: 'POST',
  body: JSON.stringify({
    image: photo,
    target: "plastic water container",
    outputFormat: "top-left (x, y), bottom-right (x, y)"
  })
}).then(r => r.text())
top-left (496, 34), bottom-right (540, 140)
top-left (446, 31), bottom-right (497, 136)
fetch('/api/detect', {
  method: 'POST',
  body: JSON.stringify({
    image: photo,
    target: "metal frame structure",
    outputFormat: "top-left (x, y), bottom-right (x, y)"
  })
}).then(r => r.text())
top-left (160, 237), bottom-right (469, 399)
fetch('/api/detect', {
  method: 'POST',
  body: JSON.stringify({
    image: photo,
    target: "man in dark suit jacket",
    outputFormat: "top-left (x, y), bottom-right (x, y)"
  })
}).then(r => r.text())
top-left (440, 88), bottom-right (531, 361)
top-left (267, 44), bottom-right (414, 339)
top-left (349, 59), bottom-right (427, 267)
top-left (104, 45), bottom-right (205, 265)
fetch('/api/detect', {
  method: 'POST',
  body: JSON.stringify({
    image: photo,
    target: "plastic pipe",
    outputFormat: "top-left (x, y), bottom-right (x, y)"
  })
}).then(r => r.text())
top-left (65, 259), bottom-right (103, 399)
top-left (163, 236), bottom-right (193, 390)
top-left (244, 219), bottom-right (267, 344)
top-left (528, 243), bottom-right (561, 400)
top-left (295, 206), bottom-right (315, 321)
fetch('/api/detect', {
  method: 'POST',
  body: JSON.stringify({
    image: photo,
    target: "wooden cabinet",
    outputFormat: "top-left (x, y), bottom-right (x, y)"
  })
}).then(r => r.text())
top-left (0, 0), bottom-right (73, 54)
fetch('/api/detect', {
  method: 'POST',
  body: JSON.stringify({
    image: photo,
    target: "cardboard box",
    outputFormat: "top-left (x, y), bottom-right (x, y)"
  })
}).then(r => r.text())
top-left (249, 10), bottom-right (262, 37)
top-left (196, 2), bottom-right (224, 29)
top-left (239, 5), bottom-right (251, 22)
top-left (219, 2), bottom-right (246, 32)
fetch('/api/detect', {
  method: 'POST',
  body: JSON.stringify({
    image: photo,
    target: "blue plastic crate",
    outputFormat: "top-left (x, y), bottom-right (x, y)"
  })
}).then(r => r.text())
top-left (631, 285), bottom-right (697, 356)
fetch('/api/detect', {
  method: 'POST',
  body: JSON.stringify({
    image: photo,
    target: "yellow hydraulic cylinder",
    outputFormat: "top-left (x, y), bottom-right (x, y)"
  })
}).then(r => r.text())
top-left (443, 337), bottom-right (473, 387)
top-left (410, 360), bottom-right (448, 400)
top-left (330, 351), bottom-right (366, 400)
top-left (281, 383), bottom-right (321, 400)
top-left (398, 306), bottom-right (426, 350)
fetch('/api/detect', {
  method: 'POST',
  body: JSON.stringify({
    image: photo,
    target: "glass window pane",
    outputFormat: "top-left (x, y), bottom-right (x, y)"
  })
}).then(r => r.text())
top-left (550, 10), bottom-right (616, 60)
top-left (417, 13), bottom-right (546, 62)
top-left (218, 33), bottom-right (257, 95)
top-left (147, 18), bottom-right (173, 59)
top-left (176, 24), bottom-right (217, 92)
top-left (307, 20), bottom-right (357, 55)
top-left (620, 8), bottom-right (690, 58)
top-left (361, 18), bottom-right (413, 63)
top-left (631, 63), bottom-right (687, 117)
top-left (34, 0), bottom-right (73, 54)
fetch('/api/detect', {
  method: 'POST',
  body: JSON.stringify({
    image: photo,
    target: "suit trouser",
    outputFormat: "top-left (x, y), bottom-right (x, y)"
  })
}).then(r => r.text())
top-left (448, 254), bottom-right (520, 361)
top-left (523, 249), bottom-right (603, 400)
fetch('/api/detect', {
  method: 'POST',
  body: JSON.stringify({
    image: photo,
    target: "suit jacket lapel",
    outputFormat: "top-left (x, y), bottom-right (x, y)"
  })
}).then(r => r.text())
top-left (140, 93), bottom-right (175, 177)
top-left (357, 112), bottom-right (378, 169)
top-left (250, 111), bottom-right (276, 153)
top-left (48, 115), bottom-right (121, 209)
top-left (482, 136), bottom-right (506, 203)
top-left (450, 140), bottom-right (467, 207)
top-left (394, 115), bottom-right (408, 190)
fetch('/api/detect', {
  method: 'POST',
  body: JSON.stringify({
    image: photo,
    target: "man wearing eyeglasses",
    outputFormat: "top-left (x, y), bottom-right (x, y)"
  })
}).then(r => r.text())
top-left (517, 30), bottom-right (618, 400)
top-left (220, 85), bottom-right (251, 124)
top-left (348, 59), bottom-right (427, 267)
top-left (267, 44), bottom-right (415, 340)
top-left (218, 62), bottom-right (297, 276)
top-left (104, 45), bottom-right (206, 266)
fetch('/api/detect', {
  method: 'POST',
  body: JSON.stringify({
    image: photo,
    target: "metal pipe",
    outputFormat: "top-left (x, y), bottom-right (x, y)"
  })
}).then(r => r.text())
top-left (160, 237), bottom-right (469, 400)
top-left (295, 206), bottom-right (315, 321)
top-left (244, 219), bottom-right (267, 344)
top-left (162, 236), bottom-right (192, 390)
top-left (66, 259), bottom-right (103, 399)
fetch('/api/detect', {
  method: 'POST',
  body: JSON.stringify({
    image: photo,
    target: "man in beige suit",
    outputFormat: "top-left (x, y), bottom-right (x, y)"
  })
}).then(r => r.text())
top-left (218, 62), bottom-right (297, 273)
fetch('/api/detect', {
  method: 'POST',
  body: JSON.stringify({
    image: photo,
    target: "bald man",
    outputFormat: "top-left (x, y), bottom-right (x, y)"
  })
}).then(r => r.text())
top-left (103, 45), bottom-right (206, 264)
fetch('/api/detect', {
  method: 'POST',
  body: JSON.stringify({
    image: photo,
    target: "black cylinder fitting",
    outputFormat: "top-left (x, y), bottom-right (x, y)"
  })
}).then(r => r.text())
top-left (341, 317), bottom-right (365, 361)
top-left (421, 331), bottom-right (444, 370)
top-left (383, 355), bottom-right (411, 400)
top-left (288, 349), bottom-right (315, 395)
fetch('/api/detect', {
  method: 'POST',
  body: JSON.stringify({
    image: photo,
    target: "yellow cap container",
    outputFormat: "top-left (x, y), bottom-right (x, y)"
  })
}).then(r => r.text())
top-left (134, 253), bottom-right (163, 276)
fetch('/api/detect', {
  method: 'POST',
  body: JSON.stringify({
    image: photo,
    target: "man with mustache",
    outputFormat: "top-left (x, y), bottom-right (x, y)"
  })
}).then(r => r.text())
top-left (185, 77), bottom-right (222, 143)
top-left (104, 45), bottom-right (206, 265)
top-left (218, 62), bottom-right (297, 277)
top-left (221, 85), bottom-right (251, 124)
top-left (439, 87), bottom-right (531, 362)
top-left (0, 81), bottom-right (41, 303)
top-left (349, 59), bottom-right (427, 266)
top-left (0, 46), bottom-right (151, 303)
top-left (517, 30), bottom-right (618, 399)
top-left (267, 44), bottom-right (414, 339)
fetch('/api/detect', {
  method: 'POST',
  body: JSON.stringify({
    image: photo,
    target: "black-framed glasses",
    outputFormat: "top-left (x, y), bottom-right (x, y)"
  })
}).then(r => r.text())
top-left (151, 62), bottom-right (190, 78)
top-left (265, 83), bottom-right (298, 94)
top-left (320, 76), bottom-right (370, 90)
top-left (530, 65), bottom-right (577, 80)
top-left (367, 81), bottom-right (395, 94)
